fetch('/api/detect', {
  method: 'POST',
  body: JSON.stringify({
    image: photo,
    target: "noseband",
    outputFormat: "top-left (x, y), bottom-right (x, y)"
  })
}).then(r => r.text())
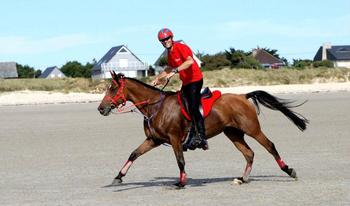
top-left (107, 78), bottom-right (127, 107)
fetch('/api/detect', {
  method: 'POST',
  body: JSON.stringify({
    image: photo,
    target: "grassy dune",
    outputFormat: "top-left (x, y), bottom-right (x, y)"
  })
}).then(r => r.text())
top-left (152, 67), bottom-right (350, 90)
top-left (1, 67), bottom-right (349, 93)
top-left (0, 78), bottom-right (107, 93)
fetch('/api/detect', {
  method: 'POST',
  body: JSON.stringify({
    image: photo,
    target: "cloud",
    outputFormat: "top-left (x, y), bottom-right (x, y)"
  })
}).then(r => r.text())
top-left (0, 33), bottom-right (95, 55)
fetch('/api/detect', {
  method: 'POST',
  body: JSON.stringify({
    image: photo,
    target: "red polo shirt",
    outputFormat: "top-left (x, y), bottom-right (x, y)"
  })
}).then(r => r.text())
top-left (167, 41), bottom-right (203, 85)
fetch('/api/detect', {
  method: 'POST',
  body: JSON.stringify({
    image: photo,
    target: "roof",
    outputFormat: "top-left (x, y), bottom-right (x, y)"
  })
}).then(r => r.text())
top-left (92, 45), bottom-right (144, 71)
top-left (0, 62), bottom-right (18, 78)
top-left (313, 45), bottom-right (350, 61)
top-left (39, 66), bottom-right (66, 78)
top-left (252, 49), bottom-right (283, 65)
top-left (326, 46), bottom-right (350, 60)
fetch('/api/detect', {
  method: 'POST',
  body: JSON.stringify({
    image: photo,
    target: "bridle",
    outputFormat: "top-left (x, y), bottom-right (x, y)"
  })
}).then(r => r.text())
top-left (104, 74), bottom-right (168, 141)
top-left (106, 78), bottom-right (128, 108)
top-left (105, 77), bottom-right (153, 114)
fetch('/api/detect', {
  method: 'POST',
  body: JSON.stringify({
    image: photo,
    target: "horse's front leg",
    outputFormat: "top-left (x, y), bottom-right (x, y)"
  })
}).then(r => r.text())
top-left (169, 135), bottom-right (187, 188)
top-left (111, 138), bottom-right (160, 185)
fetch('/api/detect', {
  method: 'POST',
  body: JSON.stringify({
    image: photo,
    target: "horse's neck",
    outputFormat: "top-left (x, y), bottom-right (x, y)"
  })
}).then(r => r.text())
top-left (126, 80), bottom-right (163, 115)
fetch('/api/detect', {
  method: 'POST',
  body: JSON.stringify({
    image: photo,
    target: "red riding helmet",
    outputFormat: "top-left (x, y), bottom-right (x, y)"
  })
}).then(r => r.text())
top-left (158, 28), bottom-right (173, 41)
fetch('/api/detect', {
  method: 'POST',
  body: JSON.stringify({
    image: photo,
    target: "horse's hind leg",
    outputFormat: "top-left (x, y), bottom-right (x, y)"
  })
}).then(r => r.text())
top-left (224, 127), bottom-right (254, 184)
top-left (250, 130), bottom-right (297, 178)
top-left (111, 138), bottom-right (160, 186)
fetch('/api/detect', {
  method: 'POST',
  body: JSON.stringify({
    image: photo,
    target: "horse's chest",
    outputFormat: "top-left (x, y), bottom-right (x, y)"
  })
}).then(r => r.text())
top-left (143, 118), bottom-right (168, 142)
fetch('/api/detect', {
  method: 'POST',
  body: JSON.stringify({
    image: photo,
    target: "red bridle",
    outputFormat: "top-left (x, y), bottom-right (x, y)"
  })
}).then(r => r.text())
top-left (107, 78), bottom-right (127, 107)
top-left (105, 78), bottom-right (150, 113)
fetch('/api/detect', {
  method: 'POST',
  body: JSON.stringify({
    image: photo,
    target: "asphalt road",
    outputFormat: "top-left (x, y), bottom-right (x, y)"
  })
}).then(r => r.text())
top-left (0, 92), bottom-right (349, 206)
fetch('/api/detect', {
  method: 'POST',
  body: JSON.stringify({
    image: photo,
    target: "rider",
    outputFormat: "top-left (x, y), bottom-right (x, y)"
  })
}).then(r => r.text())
top-left (152, 28), bottom-right (208, 150)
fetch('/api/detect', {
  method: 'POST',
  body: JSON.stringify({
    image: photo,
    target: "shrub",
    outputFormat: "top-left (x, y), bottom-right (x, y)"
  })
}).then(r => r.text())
top-left (292, 59), bottom-right (313, 69)
top-left (313, 60), bottom-right (334, 68)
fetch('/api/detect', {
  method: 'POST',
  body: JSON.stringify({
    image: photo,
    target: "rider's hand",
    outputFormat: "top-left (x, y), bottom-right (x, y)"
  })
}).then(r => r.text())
top-left (151, 78), bottom-right (160, 86)
top-left (166, 71), bottom-right (176, 80)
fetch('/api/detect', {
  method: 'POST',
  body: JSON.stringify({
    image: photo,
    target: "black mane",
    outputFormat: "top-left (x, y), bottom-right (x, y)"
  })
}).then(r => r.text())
top-left (125, 77), bottom-right (176, 95)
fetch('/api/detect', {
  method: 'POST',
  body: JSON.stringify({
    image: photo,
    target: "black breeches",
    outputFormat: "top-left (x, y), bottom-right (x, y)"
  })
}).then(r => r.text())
top-left (181, 79), bottom-right (205, 135)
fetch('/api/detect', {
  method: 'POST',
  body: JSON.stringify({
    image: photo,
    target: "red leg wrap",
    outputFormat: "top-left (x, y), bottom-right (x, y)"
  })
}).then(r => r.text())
top-left (180, 172), bottom-right (187, 184)
top-left (276, 159), bottom-right (286, 168)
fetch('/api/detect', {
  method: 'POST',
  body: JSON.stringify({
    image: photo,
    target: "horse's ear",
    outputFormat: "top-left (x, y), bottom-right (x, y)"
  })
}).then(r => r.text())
top-left (110, 70), bottom-right (116, 80)
top-left (113, 71), bottom-right (118, 80)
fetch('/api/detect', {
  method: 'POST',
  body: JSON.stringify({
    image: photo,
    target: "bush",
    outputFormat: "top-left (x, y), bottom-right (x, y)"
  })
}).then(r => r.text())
top-left (201, 52), bottom-right (230, 71)
top-left (17, 64), bottom-right (41, 78)
top-left (237, 56), bottom-right (262, 69)
top-left (61, 61), bottom-right (92, 78)
top-left (292, 59), bottom-right (313, 69)
top-left (313, 60), bottom-right (334, 68)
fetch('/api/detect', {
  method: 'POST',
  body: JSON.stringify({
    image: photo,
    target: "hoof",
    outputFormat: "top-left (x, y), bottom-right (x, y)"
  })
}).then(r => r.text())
top-left (232, 177), bottom-right (247, 185)
top-left (173, 182), bottom-right (186, 189)
top-left (289, 168), bottom-right (297, 179)
top-left (110, 178), bottom-right (123, 186)
top-left (282, 166), bottom-right (297, 179)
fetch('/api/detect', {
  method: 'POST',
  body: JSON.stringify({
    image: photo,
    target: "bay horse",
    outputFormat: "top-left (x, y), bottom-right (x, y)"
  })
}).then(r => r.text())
top-left (98, 72), bottom-right (308, 188)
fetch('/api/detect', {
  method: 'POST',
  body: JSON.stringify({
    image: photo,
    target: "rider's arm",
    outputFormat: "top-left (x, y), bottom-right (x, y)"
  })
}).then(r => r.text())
top-left (151, 66), bottom-right (173, 86)
top-left (156, 66), bottom-right (172, 79)
top-left (152, 56), bottom-right (194, 86)
top-left (176, 56), bottom-right (194, 72)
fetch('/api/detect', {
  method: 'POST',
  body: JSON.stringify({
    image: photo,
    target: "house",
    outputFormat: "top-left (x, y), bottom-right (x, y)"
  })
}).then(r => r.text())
top-left (251, 49), bottom-right (284, 69)
top-left (39, 66), bottom-right (66, 79)
top-left (313, 43), bottom-right (350, 68)
top-left (92, 45), bottom-right (147, 79)
top-left (154, 40), bottom-right (202, 74)
top-left (0, 62), bottom-right (18, 78)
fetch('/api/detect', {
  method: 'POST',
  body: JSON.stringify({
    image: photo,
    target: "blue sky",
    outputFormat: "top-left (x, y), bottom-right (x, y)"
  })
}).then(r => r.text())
top-left (0, 0), bottom-right (349, 70)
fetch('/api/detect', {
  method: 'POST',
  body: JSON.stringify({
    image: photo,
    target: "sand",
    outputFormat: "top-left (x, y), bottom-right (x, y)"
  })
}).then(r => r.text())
top-left (1, 82), bottom-right (350, 106)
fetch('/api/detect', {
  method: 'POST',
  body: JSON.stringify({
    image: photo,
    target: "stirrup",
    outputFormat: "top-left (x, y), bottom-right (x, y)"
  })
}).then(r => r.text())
top-left (185, 136), bottom-right (208, 151)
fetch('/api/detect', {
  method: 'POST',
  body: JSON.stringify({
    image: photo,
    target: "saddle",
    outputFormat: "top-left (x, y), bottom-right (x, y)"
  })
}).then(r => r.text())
top-left (177, 87), bottom-right (222, 121)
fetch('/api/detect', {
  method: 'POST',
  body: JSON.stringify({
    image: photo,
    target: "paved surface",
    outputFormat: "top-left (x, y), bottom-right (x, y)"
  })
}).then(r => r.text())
top-left (0, 92), bottom-right (349, 206)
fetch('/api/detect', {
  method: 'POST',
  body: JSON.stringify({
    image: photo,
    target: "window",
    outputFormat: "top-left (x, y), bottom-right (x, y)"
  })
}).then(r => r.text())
top-left (119, 48), bottom-right (127, 53)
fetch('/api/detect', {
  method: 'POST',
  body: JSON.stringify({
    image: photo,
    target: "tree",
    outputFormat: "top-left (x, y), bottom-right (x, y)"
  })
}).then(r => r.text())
top-left (34, 70), bottom-right (42, 78)
top-left (83, 62), bottom-right (93, 77)
top-left (313, 60), bottom-right (334, 68)
top-left (16, 63), bottom-right (37, 78)
top-left (292, 59), bottom-right (313, 68)
top-left (201, 52), bottom-right (230, 71)
top-left (157, 56), bottom-right (168, 67)
top-left (61, 61), bottom-right (92, 78)
top-left (225, 47), bottom-right (261, 69)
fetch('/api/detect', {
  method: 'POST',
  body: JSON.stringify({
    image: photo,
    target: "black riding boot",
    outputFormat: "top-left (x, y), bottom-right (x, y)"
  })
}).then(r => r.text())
top-left (193, 119), bottom-right (208, 150)
top-left (183, 121), bottom-right (208, 151)
top-left (183, 124), bottom-right (196, 151)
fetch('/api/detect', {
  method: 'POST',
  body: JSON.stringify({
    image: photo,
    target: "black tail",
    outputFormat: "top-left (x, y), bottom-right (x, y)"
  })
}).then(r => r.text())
top-left (246, 90), bottom-right (309, 131)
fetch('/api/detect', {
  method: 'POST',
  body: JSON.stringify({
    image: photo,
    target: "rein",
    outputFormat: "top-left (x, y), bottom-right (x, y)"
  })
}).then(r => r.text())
top-left (160, 78), bottom-right (170, 91)
top-left (107, 77), bottom-right (165, 116)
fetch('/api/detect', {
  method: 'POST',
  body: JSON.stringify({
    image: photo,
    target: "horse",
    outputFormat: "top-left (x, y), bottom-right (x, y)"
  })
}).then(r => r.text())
top-left (98, 71), bottom-right (308, 188)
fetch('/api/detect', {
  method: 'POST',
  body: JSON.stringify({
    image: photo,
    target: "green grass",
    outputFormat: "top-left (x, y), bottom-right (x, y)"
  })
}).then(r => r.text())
top-left (1, 67), bottom-right (349, 93)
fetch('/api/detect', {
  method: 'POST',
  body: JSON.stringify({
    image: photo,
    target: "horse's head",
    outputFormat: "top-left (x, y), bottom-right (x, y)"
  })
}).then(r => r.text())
top-left (98, 71), bottom-right (127, 116)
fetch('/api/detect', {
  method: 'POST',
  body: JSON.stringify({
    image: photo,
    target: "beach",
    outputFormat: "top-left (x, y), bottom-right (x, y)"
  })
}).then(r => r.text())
top-left (1, 82), bottom-right (350, 106)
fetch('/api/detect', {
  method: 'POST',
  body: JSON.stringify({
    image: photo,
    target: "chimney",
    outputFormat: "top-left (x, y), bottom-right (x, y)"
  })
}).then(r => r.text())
top-left (322, 43), bottom-right (332, 60)
top-left (252, 49), bottom-right (258, 57)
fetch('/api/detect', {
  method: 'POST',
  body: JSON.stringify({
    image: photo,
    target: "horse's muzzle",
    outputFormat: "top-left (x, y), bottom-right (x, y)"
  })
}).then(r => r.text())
top-left (98, 106), bottom-right (112, 116)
